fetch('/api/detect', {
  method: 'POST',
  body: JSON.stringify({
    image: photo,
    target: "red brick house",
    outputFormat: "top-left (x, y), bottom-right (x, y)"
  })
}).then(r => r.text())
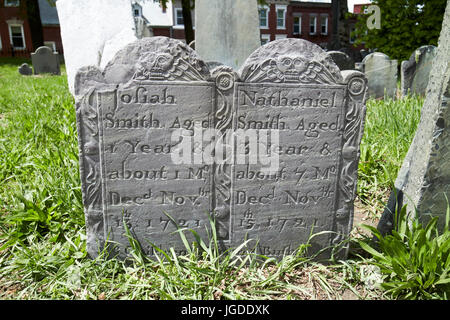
top-left (259, 0), bottom-right (333, 49)
top-left (0, 0), bottom-right (62, 57)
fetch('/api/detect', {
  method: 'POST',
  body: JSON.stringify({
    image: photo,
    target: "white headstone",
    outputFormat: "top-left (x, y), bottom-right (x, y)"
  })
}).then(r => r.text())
top-left (195, 0), bottom-right (261, 70)
top-left (56, 0), bottom-right (138, 94)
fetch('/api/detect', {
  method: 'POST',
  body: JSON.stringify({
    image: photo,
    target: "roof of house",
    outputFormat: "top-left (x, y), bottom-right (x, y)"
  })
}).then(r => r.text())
top-left (38, 0), bottom-right (59, 25)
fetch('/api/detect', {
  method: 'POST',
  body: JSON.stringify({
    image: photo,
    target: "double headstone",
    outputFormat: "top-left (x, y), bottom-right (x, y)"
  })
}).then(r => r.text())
top-left (75, 37), bottom-right (368, 260)
top-left (31, 46), bottom-right (60, 75)
top-left (401, 45), bottom-right (438, 96)
top-left (360, 52), bottom-right (398, 99)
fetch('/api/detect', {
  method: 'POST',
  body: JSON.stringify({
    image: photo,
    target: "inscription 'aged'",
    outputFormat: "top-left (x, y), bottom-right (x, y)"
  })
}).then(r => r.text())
top-left (75, 37), bottom-right (367, 260)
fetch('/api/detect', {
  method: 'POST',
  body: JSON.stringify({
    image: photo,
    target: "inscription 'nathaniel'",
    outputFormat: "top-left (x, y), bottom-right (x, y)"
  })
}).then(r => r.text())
top-left (239, 89), bottom-right (338, 108)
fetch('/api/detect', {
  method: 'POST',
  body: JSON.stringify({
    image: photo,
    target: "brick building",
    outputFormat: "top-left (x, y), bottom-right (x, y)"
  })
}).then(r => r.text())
top-left (0, 0), bottom-right (62, 57)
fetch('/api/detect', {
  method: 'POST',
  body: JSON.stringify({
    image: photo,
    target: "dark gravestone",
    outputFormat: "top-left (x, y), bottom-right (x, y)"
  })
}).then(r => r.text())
top-left (327, 51), bottom-right (355, 70)
top-left (18, 63), bottom-right (32, 76)
top-left (31, 46), bottom-right (61, 75)
top-left (401, 45), bottom-right (438, 96)
top-left (361, 52), bottom-right (398, 99)
top-left (75, 37), bottom-right (367, 260)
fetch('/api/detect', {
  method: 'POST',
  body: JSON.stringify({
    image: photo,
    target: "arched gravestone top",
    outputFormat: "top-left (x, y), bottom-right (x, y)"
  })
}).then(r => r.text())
top-left (31, 45), bottom-right (60, 75)
top-left (74, 37), bottom-right (368, 260)
top-left (401, 45), bottom-right (438, 96)
top-left (327, 51), bottom-right (355, 71)
top-left (240, 39), bottom-right (343, 83)
top-left (361, 52), bottom-right (398, 99)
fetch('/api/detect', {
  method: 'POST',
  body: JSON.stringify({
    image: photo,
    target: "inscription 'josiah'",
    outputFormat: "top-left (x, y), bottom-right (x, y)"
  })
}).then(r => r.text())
top-left (120, 87), bottom-right (177, 105)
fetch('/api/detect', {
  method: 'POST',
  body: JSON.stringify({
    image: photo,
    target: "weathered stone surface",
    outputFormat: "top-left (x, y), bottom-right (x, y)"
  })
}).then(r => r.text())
top-left (361, 52), bottom-right (398, 99)
top-left (328, 51), bottom-right (355, 70)
top-left (18, 63), bottom-right (32, 76)
top-left (56, 0), bottom-right (138, 94)
top-left (378, 1), bottom-right (450, 234)
top-left (75, 37), bottom-right (367, 260)
top-left (195, 0), bottom-right (261, 70)
top-left (31, 46), bottom-right (60, 75)
top-left (401, 45), bottom-right (438, 96)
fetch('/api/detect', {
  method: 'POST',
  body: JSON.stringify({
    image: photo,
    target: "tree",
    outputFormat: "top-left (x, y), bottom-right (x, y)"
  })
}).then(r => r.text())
top-left (353, 0), bottom-right (447, 61)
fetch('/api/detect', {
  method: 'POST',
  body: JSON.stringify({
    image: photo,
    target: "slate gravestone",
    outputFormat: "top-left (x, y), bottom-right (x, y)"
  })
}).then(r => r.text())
top-left (31, 46), bottom-right (61, 75)
top-left (327, 51), bottom-right (355, 71)
top-left (18, 63), bottom-right (32, 76)
top-left (378, 2), bottom-right (450, 235)
top-left (195, 0), bottom-right (261, 70)
top-left (401, 45), bottom-right (437, 96)
top-left (75, 37), bottom-right (368, 260)
top-left (361, 52), bottom-right (398, 99)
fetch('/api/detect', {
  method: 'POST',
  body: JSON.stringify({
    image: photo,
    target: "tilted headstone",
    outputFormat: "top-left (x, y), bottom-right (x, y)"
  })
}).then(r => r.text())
top-left (378, 2), bottom-right (450, 235)
top-left (401, 45), bottom-right (438, 96)
top-left (361, 52), bottom-right (398, 99)
top-left (328, 51), bottom-right (355, 71)
top-left (195, 0), bottom-right (261, 70)
top-left (31, 46), bottom-right (60, 75)
top-left (56, 0), bottom-right (138, 94)
top-left (75, 37), bottom-right (368, 260)
top-left (18, 63), bottom-right (32, 76)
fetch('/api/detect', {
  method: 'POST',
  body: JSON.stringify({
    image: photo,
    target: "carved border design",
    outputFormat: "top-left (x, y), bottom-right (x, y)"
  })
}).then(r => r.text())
top-left (332, 71), bottom-right (368, 253)
top-left (211, 66), bottom-right (236, 241)
top-left (75, 89), bottom-right (105, 255)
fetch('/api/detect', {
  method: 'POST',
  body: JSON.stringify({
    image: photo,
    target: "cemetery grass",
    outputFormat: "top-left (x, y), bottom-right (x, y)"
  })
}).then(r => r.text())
top-left (0, 58), bottom-right (443, 300)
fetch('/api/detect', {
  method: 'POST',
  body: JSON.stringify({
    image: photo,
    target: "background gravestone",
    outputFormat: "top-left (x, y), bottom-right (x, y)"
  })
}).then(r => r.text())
top-left (361, 52), bottom-right (398, 99)
top-left (378, 1), bottom-right (450, 235)
top-left (401, 45), bottom-right (438, 96)
top-left (75, 37), bottom-right (367, 260)
top-left (31, 46), bottom-right (60, 75)
top-left (195, 0), bottom-right (261, 70)
top-left (328, 51), bottom-right (355, 70)
top-left (18, 63), bottom-right (32, 76)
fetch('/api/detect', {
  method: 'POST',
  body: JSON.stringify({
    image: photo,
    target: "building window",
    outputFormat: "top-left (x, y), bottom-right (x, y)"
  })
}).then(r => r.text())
top-left (175, 8), bottom-right (183, 26)
top-left (4, 0), bottom-right (20, 7)
top-left (9, 24), bottom-right (25, 49)
top-left (275, 34), bottom-right (287, 40)
top-left (349, 25), bottom-right (356, 44)
top-left (260, 34), bottom-right (270, 45)
top-left (309, 15), bottom-right (317, 35)
top-left (44, 41), bottom-right (56, 52)
top-left (321, 15), bottom-right (328, 35)
top-left (293, 16), bottom-right (301, 35)
top-left (259, 7), bottom-right (269, 29)
top-left (276, 5), bottom-right (287, 29)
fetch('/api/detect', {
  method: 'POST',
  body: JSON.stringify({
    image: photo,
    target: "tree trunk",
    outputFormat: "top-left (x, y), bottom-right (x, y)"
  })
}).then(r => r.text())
top-left (181, 0), bottom-right (194, 44)
top-left (328, 0), bottom-right (349, 50)
top-left (25, 0), bottom-right (44, 51)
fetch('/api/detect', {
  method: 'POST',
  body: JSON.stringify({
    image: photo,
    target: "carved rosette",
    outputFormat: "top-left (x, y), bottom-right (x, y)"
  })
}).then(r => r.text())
top-left (211, 66), bottom-right (237, 241)
top-left (332, 71), bottom-right (368, 252)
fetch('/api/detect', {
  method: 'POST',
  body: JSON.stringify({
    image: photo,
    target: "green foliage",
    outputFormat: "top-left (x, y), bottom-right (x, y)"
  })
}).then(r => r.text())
top-left (357, 96), bottom-right (422, 208)
top-left (359, 204), bottom-right (450, 299)
top-left (353, 0), bottom-right (447, 61)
